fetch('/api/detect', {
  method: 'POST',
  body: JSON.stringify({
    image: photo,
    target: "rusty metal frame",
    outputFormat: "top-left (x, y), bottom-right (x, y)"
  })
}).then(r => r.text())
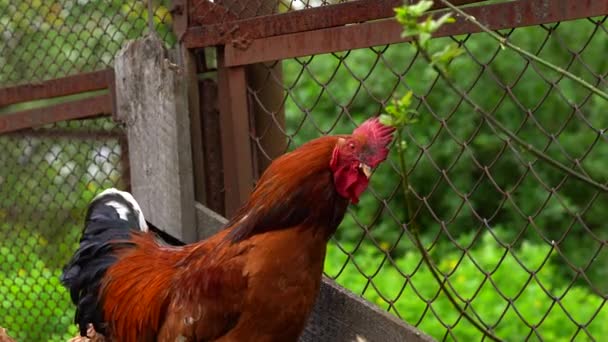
top-left (199, 78), bottom-right (226, 214)
top-left (223, 0), bottom-right (608, 66)
top-left (0, 94), bottom-right (112, 134)
top-left (2, 127), bottom-right (124, 140)
top-left (183, 0), bottom-right (486, 48)
top-left (216, 47), bottom-right (255, 216)
top-left (0, 69), bottom-right (114, 107)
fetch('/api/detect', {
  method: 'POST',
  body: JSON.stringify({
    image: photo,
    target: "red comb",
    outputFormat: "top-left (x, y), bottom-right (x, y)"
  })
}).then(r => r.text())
top-left (353, 117), bottom-right (395, 147)
top-left (352, 117), bottom-right (395, 167)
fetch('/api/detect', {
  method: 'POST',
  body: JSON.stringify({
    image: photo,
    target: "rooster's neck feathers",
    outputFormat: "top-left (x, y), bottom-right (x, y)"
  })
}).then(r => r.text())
top-left (226, 136), bottom-right (349, 242)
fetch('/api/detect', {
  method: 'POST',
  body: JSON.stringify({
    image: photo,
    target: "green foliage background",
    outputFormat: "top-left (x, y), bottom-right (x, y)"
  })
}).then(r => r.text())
top-left (0, 1), bottom-right (606, 341)
top-left (282, 16), bottom-right (607, 341)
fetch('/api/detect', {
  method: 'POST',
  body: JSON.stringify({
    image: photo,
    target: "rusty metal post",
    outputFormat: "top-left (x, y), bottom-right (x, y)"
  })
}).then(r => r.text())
top-left (198, 78), bottom-right (225, 215)
top-left (216, 48), bottom-right (255, 217)
top-left (247, 62), bottom-right (287, 176)
top-left (212, 0), bottom-right (284, 215)
top-left (250, 0), bottom-right (287, 176)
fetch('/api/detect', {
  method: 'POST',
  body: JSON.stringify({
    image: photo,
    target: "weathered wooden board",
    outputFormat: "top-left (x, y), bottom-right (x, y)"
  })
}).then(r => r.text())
top-left (114, 34), bottom-right (197, 243)
top-left (302, 277), bottom-right (435, 342)
top-left (195, 201), bottom-right (228, 239)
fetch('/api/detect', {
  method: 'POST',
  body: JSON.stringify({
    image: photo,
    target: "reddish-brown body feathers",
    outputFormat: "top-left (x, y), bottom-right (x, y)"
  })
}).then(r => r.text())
top-left (101, 136), bottom-right (348, 341)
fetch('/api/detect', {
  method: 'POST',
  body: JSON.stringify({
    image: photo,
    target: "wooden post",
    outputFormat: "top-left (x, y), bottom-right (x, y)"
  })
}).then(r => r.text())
top-left (114, 34), bottom-right (197, 243)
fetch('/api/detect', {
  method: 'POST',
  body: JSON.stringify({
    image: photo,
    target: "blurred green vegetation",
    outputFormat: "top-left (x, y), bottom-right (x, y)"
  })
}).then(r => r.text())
top-left (0, 0), bottom-right (174, 338)
top-left (0, 119), bottom-right (126, 340)
top-left (0, 224), bottom-right (79, 341)
top-left (282, 16), bottom-right (607, 339)
top-left (0, 0), bottom-right (606, 340)
top-left (325, 228), bottom-right (608, 341)
top-left (0, 0), bottom-right (175, 86)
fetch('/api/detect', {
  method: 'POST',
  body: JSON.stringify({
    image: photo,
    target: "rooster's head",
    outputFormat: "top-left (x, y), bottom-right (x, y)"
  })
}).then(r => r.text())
top-left (329, 117), bottom-right (395, 204)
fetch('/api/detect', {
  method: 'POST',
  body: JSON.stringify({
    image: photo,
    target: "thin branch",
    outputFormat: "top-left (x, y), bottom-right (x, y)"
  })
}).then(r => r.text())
top-left (414, 41), bottom-right (608, 193)
top-left (395, 130), bottom-right (503, 342)
top-left (438, 0), bottom-right (608, 101)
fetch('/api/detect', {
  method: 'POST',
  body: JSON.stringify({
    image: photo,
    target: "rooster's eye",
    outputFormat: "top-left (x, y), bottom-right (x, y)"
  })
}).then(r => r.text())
top-left (348, 142), bottom-right (356, 150)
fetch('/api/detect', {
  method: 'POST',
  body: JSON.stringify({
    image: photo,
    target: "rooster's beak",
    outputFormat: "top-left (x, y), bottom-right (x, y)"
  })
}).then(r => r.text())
top-left (359, 163), bottom-right (372, 179)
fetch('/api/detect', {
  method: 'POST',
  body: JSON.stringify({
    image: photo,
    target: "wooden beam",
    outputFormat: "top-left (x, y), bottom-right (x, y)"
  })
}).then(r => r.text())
top-left (217, 48), bottom-right (255, 217)
top-left (301, 277), bottom-right (435, 342)
top-left (194, 201), bottom-right (227, 239)
top-left (0, 94), bottom-right (111, 134)
top-left (224, 0), bottom-right (608, 66)
top-left (114, 34), bottom-right (197, 243)
top-left (0, 69), bottom-right (113, 107)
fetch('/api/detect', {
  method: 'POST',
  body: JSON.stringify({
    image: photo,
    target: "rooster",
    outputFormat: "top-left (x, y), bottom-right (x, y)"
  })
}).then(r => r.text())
top-left (61, 117), bottom-right (394, 341)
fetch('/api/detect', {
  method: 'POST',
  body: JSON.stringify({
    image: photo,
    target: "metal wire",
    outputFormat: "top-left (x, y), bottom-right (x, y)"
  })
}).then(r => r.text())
top-left (0, 118), bottom-right (128, 341)
top-left (0, 1), bottom-right (607, 341)
top-left (0, 1), bottom-right (173, 339)
top-left (247, 15), bottom-right (608, 341)
top-left (0, 0), bottom-right (176, 87)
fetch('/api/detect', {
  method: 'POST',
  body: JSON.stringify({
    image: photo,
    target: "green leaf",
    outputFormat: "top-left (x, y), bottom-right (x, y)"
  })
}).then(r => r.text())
top-left (409, 0), bottom-right (434, 16)
top-left (419, 32), bottom-right (432, 49)
top-left (431, 43), bottom-right (464, 73)
top-left (379, 114), bottom-right (395, 127)
top-left (430, 12), bottom-right (455, 33)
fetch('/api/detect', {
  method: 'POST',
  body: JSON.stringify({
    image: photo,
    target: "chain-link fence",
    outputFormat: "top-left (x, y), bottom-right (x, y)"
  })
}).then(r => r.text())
top-left (246, 13), bottom-right (608, 342)
top-left (0, 1), bottom-right (175, 340)
top-left (0, 119), bottom-right (127, 340)
top-left (0, 0), bottom-right (175, 87)
top-left (1, 0), bottom-right (607, 341)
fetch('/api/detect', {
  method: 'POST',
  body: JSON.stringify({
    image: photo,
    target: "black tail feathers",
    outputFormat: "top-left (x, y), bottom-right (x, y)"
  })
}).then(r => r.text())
top-left (61, 188), bottom-right (148, 337)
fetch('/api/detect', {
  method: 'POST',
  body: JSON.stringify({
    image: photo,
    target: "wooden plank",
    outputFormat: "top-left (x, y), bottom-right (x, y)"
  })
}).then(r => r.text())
top-left (184, 0), bottom-right (485, 48)
top-left (2, 127), bottom-right (123, 140)
top-left (194, 201), bottom-right (227, 239)
top-left (0, 94), bottom-right (111, 134)
top-left (217, 48), bottom-right (255, 217)
top-left (114, 34), bottom-right (197, 243)
top-left (0, 69), bottom-right (113, 107)
top-left (302, 277), bottom-right (435, 342)
top-left (192, 204), bottom-right (430, 341)
top-left (224, 0), bottom-right (608, 66)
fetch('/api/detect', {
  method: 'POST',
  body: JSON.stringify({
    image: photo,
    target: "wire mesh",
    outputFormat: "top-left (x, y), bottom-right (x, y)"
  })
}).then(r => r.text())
top-left (0, 118), bottom-right (127, 341)
top-left (0, 1), bottom-right (173, 339)
top-left (247, 15), bottom-right (608, 340)
top-left (0, 0), bottom-right (175, 87)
